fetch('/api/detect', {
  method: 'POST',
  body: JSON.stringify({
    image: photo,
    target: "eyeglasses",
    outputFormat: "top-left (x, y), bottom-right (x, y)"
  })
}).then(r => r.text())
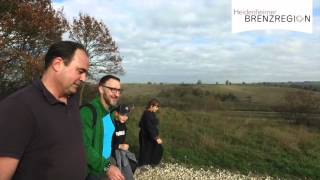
top-left (101, 85), bottom-right (123, 94)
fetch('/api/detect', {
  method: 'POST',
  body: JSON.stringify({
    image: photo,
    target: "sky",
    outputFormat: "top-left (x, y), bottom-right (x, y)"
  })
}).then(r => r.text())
top-left (53, 0), bottom-right (320, 84)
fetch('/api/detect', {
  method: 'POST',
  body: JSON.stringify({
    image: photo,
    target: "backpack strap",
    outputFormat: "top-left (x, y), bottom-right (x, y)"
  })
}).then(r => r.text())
top-left (109, 107), bottom-right (117, 126)
top-left (80, 103), bottom-right (97, 128)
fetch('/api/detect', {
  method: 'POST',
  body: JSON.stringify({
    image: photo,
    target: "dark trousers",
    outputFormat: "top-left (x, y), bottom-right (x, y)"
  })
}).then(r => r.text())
top-left (86, 174), bottom-right (100, 180)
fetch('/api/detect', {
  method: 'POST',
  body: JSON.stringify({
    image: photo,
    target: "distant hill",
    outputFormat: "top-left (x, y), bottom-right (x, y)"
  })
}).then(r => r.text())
top-left (253, 81), bottom-right (320, 91)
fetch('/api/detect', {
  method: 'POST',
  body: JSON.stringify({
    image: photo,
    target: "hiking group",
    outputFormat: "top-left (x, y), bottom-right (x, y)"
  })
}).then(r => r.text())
top-left (0, 41), bottom-right (163, 180)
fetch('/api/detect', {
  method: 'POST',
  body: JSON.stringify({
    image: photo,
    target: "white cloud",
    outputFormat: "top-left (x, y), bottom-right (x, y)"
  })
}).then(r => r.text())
top-left (53, 0), bottom-right (320, 83)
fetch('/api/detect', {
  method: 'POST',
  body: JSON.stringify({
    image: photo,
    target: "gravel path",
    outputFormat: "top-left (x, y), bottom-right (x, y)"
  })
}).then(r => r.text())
top-left (134, 163), bottom-right (278, 180)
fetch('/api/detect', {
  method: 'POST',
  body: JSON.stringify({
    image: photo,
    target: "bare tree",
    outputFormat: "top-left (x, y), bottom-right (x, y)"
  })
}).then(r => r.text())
top-left (69, 13), bottom-right (124, 80)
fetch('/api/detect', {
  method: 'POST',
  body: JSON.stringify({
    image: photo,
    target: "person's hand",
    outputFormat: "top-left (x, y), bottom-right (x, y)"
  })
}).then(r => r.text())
top-left (106, 165), bottom-right (124, 180)
top-left (156, 138), bottom-right (162, 144)
top-left (119, 144), bottom-right (129, 151)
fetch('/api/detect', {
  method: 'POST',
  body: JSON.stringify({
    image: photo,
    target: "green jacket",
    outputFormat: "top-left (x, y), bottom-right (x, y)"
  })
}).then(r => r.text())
top-left (80, 97), bottom-right (115, 176)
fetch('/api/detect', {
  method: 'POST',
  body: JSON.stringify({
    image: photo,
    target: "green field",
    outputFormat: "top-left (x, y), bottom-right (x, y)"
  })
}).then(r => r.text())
top-left (84, 83), bottom-right (320, 179)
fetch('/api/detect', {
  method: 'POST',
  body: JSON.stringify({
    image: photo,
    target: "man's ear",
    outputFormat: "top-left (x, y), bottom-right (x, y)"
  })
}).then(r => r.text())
top-left (98, 86), bottom-right (104, 95)
top-left (51, 57), bottom-right (64, 72)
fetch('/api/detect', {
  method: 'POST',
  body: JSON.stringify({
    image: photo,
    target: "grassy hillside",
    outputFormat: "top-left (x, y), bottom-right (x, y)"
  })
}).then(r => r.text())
top-left (83, 83), bottom-right (320, 179)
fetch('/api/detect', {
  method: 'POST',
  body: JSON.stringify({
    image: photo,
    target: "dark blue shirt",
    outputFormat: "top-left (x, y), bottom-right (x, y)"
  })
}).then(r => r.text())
top-left (0, 79), bottom-right (86, 180)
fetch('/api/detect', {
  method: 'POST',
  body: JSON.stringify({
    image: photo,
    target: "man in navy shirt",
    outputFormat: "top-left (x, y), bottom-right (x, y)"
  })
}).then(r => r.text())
top-left (0, 41), bottom-right (89, 180)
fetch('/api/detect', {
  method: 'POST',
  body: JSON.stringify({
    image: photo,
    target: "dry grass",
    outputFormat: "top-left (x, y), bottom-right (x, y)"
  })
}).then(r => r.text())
top-left (117, 84), bottom-right (320, 179)
top-left (263, 126), bottom-right (318, 152)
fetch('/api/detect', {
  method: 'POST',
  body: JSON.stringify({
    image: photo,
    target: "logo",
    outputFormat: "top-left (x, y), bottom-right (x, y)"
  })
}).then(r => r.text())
top-left (232, 0), bottom-right (313, 33)
top-left (116, 130), bottom-right (125, 136)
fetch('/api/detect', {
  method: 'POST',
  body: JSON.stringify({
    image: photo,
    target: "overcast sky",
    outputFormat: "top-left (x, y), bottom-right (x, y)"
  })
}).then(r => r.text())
top-left (53, 0), bottom-right (320, 83)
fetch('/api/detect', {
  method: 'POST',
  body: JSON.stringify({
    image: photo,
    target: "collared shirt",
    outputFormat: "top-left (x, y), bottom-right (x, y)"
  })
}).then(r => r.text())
top-left (0, 79), bottom-right (86, 180)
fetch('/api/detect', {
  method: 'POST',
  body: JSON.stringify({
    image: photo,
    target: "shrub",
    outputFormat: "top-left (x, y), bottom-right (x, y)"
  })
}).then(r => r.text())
top-left (276, 90), bottom-right (320, 125)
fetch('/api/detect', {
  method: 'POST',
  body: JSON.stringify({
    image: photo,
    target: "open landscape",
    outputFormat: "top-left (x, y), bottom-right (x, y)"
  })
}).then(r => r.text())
top-left (83, 82), bottom-right (320, 179)
top-left (1, 1), bottom-right (320, 179)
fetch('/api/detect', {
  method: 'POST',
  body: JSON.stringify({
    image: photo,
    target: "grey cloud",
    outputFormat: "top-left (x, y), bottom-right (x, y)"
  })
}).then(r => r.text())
top-left (53, 0), bottom-right (320, 83)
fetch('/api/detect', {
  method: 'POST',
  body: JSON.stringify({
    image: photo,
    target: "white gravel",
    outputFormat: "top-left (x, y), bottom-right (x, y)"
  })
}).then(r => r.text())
top-left (134, 163), bottom-right (279, 180)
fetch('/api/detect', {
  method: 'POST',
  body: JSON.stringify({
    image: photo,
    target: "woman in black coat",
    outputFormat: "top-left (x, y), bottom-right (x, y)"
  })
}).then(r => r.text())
top-left (138, 98), bottom-right (163, 167)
